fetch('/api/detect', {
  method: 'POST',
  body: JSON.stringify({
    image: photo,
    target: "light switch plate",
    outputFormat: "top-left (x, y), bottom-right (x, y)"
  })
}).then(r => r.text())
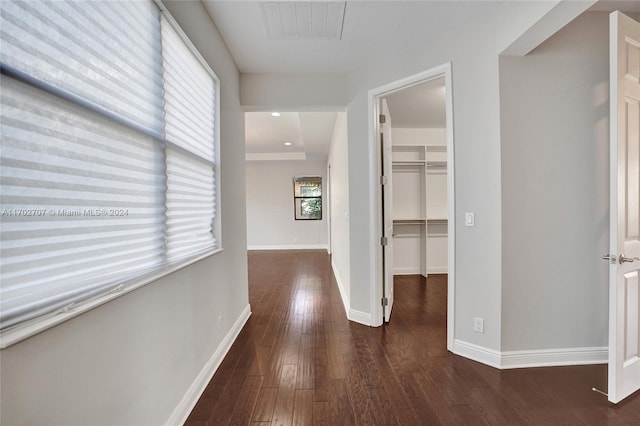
top-left (465, 212), bottom-right (475, 227)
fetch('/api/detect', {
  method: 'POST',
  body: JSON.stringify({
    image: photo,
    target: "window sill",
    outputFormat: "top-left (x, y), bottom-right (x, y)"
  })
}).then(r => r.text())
top-left (0, 248), bottom-right (223, 349)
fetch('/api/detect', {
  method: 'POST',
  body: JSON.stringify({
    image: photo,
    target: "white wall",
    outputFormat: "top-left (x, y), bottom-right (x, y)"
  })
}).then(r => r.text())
top-left (392, 127), bottom-right (446, 146)
top-left (328, 113), bottom-right (351, 309)
top-left (345, 11), bottom-right (504, 348)
top-left (246, 160), bottom-right (328, 250)
top-left (236, 1), bottom-right (596, 365)
top-left (341, 3), bottom-right (595, 355)
top-left (241, 73), bottom-right (349, 111)
top-left (0, 2), bottom-right (249, 425)
top-left (494, 0), bottom-right (561, 54)
top-left (496, 0), bottom-right (596, 55)
top-left (500, 12), bottom-right (610, 351)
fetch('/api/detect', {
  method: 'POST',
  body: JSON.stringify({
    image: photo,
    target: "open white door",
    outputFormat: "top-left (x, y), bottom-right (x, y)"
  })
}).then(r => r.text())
top-left (608, 10), bottom-right (640, 404)
top-left (380, 99), bottom-right (394, 322)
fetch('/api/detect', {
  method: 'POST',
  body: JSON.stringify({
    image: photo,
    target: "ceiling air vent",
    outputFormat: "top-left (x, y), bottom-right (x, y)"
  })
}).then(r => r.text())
top-left (260, 1), bottom-right (346, 40)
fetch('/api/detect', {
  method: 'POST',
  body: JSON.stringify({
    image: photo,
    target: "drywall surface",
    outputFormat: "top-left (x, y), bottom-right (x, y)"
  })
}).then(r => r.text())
top-left (392, 127), bottom-right (446, 146)
top-left (500, 12), bottom-right (609, 351)
top-left (494, 0), bottom-right (560, 54)
top-left (346, 11), bottom-right (504, 349)
top-left (246, 160), bottom-right (328, 249)
top-left (496, 0), bottom-right (596, 56)
top-left (232, 1), bottom-right (593, 360)
top-left (0, 2), bottom-right (249, 425)
top-left (328, 112), bottom-right (351, 305)
top-left (241, 73), bottom-right (349, 110)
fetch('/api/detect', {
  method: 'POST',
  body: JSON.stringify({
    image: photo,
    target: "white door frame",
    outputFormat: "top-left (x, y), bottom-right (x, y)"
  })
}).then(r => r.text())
top-left (327, 163), bottom-right (332, 255)
top-left (367, 62), bottom-right (456, 351)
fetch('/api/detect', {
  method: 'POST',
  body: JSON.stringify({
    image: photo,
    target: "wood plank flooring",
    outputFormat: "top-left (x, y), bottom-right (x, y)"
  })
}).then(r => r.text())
top-left (185, 250), bottom-right (640, 425)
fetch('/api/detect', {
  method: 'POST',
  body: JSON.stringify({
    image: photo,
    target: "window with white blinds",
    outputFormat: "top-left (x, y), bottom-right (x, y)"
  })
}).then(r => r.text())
top-left (0, 0), bottom-right (219, 338)
top-left (161, 16), bottom-right (217, 262)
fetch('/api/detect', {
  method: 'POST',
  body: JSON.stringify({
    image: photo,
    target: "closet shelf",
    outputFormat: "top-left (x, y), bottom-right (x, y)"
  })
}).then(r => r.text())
top-left (427, 218), bottom-right (448, 224)
top-left (390, 142), bottom-right (448, 276)
top-left (426, 161), bottom-right (447, 168)
top-left (392, 161), bottom-right (426, 166)
top-left (393, 218), bottom-right (448, 223)
top-left (393, 218), bottom-right (426, 224)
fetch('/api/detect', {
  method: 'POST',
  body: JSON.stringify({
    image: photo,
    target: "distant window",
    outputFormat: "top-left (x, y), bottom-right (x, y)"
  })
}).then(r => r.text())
top-left (293, 176), bottom-right (322, 220)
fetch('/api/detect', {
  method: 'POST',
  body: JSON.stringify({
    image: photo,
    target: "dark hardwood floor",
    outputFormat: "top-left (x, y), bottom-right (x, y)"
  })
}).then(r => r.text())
top-left (185, 250), bottom-right (640, 425)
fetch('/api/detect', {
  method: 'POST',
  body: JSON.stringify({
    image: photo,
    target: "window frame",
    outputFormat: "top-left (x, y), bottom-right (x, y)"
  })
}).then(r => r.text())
top-left (0, 0), bottom-right (222, 348)
top-left (293, 176), bottom-right (322, 221)
top-left (159, 7), bottom-right (222, 261)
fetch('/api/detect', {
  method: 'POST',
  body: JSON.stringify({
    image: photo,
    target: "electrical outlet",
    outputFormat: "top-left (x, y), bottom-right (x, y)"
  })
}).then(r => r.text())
top-left (473, 317), bottom-right (484, 333)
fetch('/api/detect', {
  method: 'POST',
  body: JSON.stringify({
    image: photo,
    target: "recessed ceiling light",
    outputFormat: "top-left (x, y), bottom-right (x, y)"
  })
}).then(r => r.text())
top-left (271, 112), bottom-right (281, 117)
top-left (284, 141), bottom-right (292, 146)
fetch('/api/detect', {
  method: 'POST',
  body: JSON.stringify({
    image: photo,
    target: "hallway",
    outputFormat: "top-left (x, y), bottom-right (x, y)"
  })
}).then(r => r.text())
top-left (185, 250), bottom-right (640, 425)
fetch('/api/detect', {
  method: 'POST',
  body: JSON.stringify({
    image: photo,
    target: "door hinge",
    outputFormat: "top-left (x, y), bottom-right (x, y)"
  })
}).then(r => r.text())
top-left (379, 114), bottom-right (386, 124)
top-left (382, 297), bottom-right (389, 306)
top-left (380, 236), bottom-right (388, 246)
top-left (380, 175), bottom-right (387, 185)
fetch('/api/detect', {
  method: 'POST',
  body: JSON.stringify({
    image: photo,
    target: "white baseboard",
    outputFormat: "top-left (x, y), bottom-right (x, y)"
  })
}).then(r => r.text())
top-left (166, 304), bottom-right (252, 426)
top-left (330, 260), bottom-right (372, 326)
top-left (331, 259), bottom-right (372, 326)
top-left (393, 267), bottom-right (420, 275)
top-left (500, 346), bottom-right (608, 369)
top-left (393, 267), bottom-right (448, 275)
top-left (453, 339), bottom-right (502, 368)
top-left (247, 244), bottom-right (328, 251)
top-left (331, 258), bottom-right (350, 318)
top-left (348, 308), bottom-right (372, 326)
top-left (453, 339), bottom-right (608, 370)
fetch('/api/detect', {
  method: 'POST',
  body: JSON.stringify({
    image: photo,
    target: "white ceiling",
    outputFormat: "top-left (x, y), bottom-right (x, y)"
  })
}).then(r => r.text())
top-left (589, 1), bottom-right (640, 12)
top-left (245, 78), bottom-right (445, 161)
top-left (245, 111), bottom-right (338, 161)
top-left (384, 77), bottom-right (446, 128)
top-left (260, 1), bottom-right (347, 40)
top-left (209, 0), bottom-right (635, 159)
top-left (203, 0), bottom-right (501, 74)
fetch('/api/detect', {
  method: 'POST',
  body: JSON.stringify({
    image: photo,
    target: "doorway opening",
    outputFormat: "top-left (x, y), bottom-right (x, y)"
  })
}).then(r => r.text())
top-left (369, 63), bottom-right (455, 350)
top-left (244, 111), bottom-right (337, 252)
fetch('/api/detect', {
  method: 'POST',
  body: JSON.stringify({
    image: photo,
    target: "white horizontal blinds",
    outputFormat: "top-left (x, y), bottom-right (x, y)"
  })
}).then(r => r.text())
top-left (161, 16), bottom-right (215, 161)
top-left (165, 148), bottom-right (216, 260)
top-left (0, 0), bottom-right (164, 132)
top-left (0, 78), bottom-right (167, 330)
top-left (0, 1), bottom-right (219, 334)
top-left (161, 16), bottom-right (217, 260)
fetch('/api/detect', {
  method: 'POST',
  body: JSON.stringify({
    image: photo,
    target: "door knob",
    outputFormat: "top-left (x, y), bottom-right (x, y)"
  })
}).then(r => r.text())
top-left (601, 254), bottom-right (639, 264)
top-left (619, 254), bottom-right (639, 264)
